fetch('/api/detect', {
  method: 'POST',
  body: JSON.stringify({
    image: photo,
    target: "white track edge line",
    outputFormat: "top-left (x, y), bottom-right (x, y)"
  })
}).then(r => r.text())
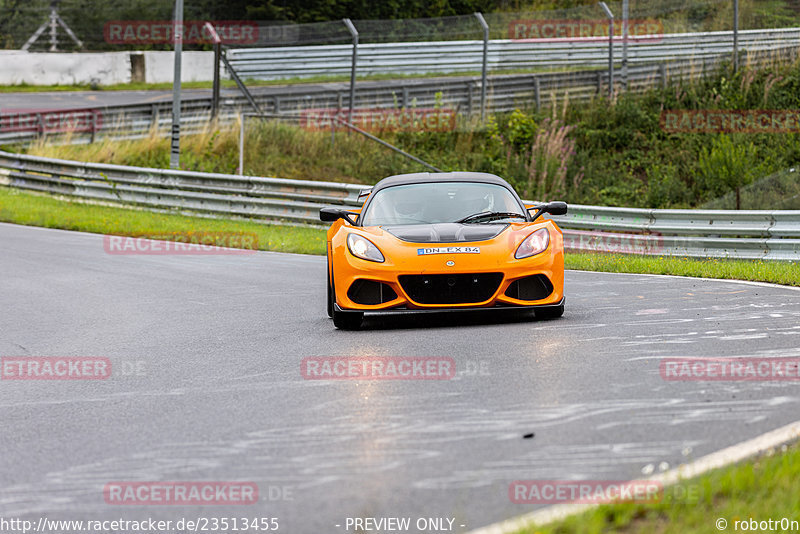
top-left (567, 268), bottom-right (800, 292)
top-left (466, 419), bottom-right (800, 534)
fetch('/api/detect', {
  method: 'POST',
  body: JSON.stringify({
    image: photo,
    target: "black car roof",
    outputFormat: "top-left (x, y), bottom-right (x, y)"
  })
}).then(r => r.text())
top-left (370, 172), bottom-right (516, 194)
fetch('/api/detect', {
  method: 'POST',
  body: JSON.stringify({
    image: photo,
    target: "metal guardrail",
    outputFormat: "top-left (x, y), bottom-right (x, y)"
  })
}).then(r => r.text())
top-left (551, 206), bottom-right (800, 261)
top-left (1, 149), bottom-right (798, 261)
top-left (226, 27), bottom-right (800, 79)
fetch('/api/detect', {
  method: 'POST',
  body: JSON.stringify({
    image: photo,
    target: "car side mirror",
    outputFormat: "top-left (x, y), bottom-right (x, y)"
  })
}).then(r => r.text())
top-left (543, 201), bottom-right (568, 215)
top-left (528, 201), bottom-right (568, 221)
top-left (320, 207), bottom-right (357, 224)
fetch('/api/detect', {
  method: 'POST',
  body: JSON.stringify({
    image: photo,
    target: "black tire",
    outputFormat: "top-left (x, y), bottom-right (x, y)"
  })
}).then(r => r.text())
top-left (326, 253), bottom-right (333, 318)
top-left (333, 309), bottom-right (364, 330)
top-left (535, 303), bottom-right (564, 320)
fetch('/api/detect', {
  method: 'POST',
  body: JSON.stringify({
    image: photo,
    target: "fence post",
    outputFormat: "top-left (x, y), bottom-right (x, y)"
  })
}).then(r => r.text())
top-left (733, 0), bottom-right (739, 72)
top-left (599, 2), bottom-right (614, 99)
top-left (203, 23), bottom-right (222, 121)
top-left (474, 12), bottom-right (489, 123)
top-left (621, 0), bottom-right (628, 90)
top-left (343, 18), bottom-right (359, 125)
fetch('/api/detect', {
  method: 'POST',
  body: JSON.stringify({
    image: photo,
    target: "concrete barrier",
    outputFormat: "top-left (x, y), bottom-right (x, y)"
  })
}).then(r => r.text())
top-left (0, 51), bottom-right (131, 85)
top-left (0, 50), bottom-right (217, 86)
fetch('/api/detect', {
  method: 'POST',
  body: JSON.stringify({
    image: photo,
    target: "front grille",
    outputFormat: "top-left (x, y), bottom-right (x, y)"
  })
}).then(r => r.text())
top-left (398, 273), bottom-right (503, 304)
top-left (347, 279), bottom-right (398, 305)
top-left (504, 274), bottom-right (554, 301)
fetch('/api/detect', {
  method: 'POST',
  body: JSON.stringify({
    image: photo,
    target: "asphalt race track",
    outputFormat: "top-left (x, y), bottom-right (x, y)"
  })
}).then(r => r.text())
top-left (2, 221), bottom-right (800, 532)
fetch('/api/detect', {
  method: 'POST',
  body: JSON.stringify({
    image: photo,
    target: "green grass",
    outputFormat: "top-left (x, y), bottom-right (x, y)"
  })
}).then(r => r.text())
top-left (566, 252), bottom-right (800, 287)
top-left (20, 120), bottom-right (471, 184)
top-left (1, 185), bottom-right (796, 287)
top-left (514, 442), bottom-right (800, 534)
top-left (0, 186), bottom-right (327, 255)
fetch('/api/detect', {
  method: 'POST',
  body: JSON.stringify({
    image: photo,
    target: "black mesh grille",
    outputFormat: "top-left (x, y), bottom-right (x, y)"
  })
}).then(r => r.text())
top-left (504, 274), bottom-right (554, 301)
top-left (398, 273), bottom-right (503, 304)
top-left (347, 279), bottom-right (398, 305)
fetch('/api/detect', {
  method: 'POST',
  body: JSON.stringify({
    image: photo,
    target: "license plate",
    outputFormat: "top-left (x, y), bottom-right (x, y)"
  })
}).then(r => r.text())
top-left (417, 246), bottom-right (480, 255)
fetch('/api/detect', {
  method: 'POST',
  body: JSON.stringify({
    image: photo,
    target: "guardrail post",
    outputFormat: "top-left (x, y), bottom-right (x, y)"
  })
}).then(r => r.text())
top-left (150, 104), bottom-right (159, 131)
top-left (466, 81), bottom-right (474, 116)
top-left (238, 112), bottom-right (245, 175)
top-left (474, 12), bottom-right (489, 123)
top-left (343, 19), bottom-right (359, 125)
top-left (90, 110), bottom-right (97, 144)
top-left (402, 86), bottom-right (409, 109)
top-left (533, 76), bottom-right (540, 111)
top-left (659, 63), bottom-right (667, 88)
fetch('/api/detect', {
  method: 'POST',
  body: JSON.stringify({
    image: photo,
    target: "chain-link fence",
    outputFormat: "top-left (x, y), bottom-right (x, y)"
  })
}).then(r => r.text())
top-left (3, 0), bottom-right (800, 145)
top-left (2, 0), bottom-right (799, 51)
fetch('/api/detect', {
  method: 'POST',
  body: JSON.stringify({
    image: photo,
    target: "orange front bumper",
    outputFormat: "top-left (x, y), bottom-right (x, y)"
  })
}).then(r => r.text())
top-left (328, 221), bottom-right (564, 312)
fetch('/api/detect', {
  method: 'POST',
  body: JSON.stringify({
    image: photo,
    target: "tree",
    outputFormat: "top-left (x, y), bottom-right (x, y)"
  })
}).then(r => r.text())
top-left (697, 134), bottom-right (759, 210)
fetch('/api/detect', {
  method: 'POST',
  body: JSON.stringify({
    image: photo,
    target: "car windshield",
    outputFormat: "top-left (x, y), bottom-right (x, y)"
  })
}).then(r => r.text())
top-left (360, 182), bottom-right (525, 226)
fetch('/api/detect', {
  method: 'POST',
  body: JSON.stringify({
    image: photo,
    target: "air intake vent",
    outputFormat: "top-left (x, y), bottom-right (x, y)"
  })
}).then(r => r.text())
top-left (347, 279), bottom-right (398, 305)
top-left (504, 274), bottom-right (554, 301)
top-left (398, 273), bottom-right (503, 304)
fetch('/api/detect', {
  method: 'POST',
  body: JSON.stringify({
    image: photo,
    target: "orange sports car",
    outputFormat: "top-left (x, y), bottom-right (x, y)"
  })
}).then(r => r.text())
top-left (320, 172), bottom-right (567, 329)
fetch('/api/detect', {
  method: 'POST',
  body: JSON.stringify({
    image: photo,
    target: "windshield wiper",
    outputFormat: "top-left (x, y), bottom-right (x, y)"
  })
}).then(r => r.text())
top-left (456, 211), bottom-right (527, 224)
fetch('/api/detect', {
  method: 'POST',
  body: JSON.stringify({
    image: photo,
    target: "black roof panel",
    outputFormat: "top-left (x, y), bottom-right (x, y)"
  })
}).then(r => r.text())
top-left (371, 172), bottom-right (515, 194)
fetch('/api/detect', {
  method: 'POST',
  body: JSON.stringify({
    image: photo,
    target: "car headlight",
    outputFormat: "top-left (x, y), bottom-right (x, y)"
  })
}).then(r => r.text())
top-left (347, 233), bottom-right (385, 263)
top-left (515, 228), bottom-right (550, 259)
